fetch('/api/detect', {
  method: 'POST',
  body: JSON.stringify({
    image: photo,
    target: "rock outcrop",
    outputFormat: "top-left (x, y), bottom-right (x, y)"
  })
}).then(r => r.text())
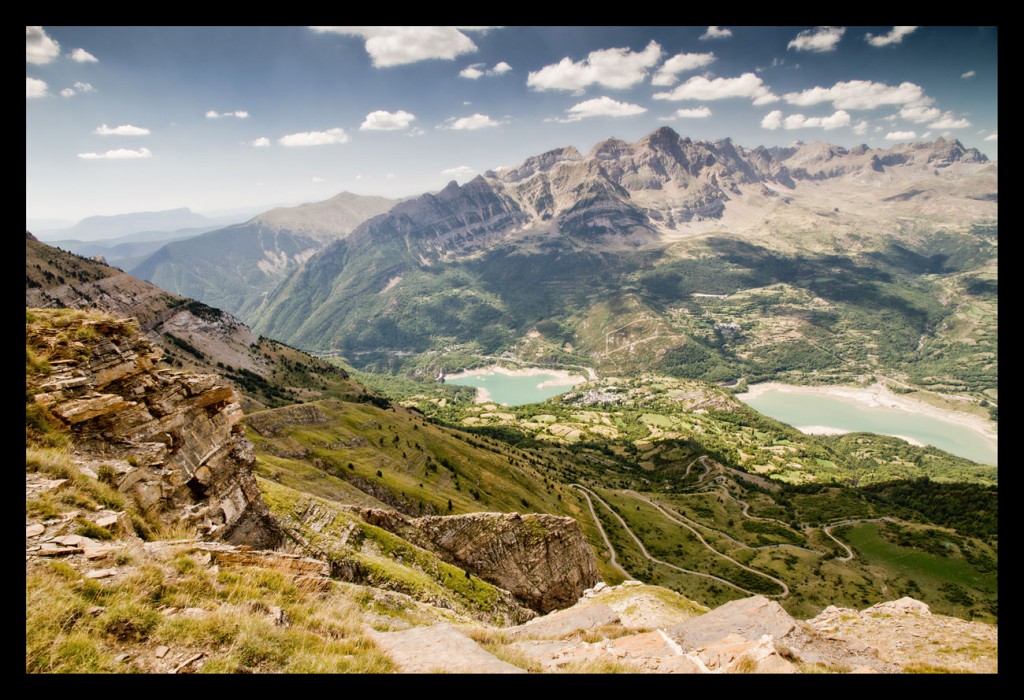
top-left (27, 311), bottom-right (281, 548)
top-left (357, 508), bottom-right (600, 613)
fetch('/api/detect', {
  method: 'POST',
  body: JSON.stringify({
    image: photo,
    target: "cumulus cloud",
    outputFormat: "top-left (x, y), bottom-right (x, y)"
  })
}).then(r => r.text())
top-left (26, 77), bottom-right (48, 98)
top-left (460, 61), bottom-right (512, 79)
top-left (761, 109), bottom-right (847, 129)
top-left (360, 109), bottom-right (416, 131)
top-left (310, 26), bottom-right (485, 67)
top-left (554, 96), bottom-right (647, 123)
top-left (665, 107), bottom-right (712, 119)
top-left (700, 26), bottom-right (732, 40)
top-left (78, 147), bottom-right (153, 160)
top-left (651, 52), bottom-right (716, 87)
top-left (279, 128), bottom-right (349, 146)
top-left (74, 81), bottom-right (95, 93)
top-left (865, 26), bottom-right (917, 47)
top-left (784, 80), bottom-right (930, 110)
top-left (68, 47), bottom-right (98, 63)
top-left (27, 26), bottom-right (60, 65)
top-left (852, 119), bottom-right (869, 135)
top-left (961, 70), bottom-right (976, 79)
top-left (251, 137), bottom-right (270, 147)
top-left (206, 110), bottom-right (249, 119)
top-left (94, 123), bottom-right (150, 136)
top-left (928, 115), bottom-right (971, 129)
top-left (60, 88), bottom-right (74, 98)
top-left (898, 105), bottom-right (941, 123)
top-left (788, 26), bottom-right (845, 52)
top-left (885, 131), bottom-right (916, 141)
top-left (443, 113), bottom-right (503, 130)
top-left (441, 165), bottom-right (476, 178)
top-left (527, 40), bottom-right (662, 93)
top-left (984, 132), bottom-right (997, 142)
top-left (654, 72), bottom-right (778, 105)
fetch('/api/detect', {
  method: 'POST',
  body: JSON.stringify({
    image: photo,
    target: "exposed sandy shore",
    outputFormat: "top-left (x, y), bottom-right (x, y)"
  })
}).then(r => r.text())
top-left (798, 425), bottom-right (925, 447)
top-left (443, 365), bottom-right (587, 405)
top-left (738, 382), bottom-right (998, 447)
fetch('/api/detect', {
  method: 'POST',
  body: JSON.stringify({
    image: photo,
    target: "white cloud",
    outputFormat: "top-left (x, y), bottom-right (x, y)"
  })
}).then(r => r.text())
top-left (928, 115), bottom-right (972, 129)
top-left (460, 61), bottom-right (513, 80)
top-left (865, 26), bottom-right (917, 47)
top-left (68, 47), bottom-right (98, 63)
top-left (527, 40), bottom-right (662, 93)
top-left (26, 77), bottom-right (48, 98)
top-left (27, 27), bottom-right (60, 65)
top-left (310, 26), bottom-right (484, 67)
top-left (760, 110), bottom-right (783, 130)
top-left (651, 52), bottom-right (716, 87)
top-left (206, 110), bottom-right (249, 119)
top-left (251, 137), bottom-right (270, 147)
top-left (762, 109), bottom-right (851, 130)
top-left (961, 70), bottom-right (976, 79)
top-left (885, 131), bottom-right (916, 141)
top-left (852, 119), bottom-right (869, 135)
top-left (60, 88), bottom-right (74, 98)
top-left (784, 80), bottom-right (930, 110)
top-left (312, 176), bottom-right (324, 182)
top-left (407, 126), bottom-right (426, 137)
top-left (788, 26), bottom-right (845, 52)
top-left (555, 96), bottom-right (647, 123)
top-left (898, 105), bottom-right (941, 123)
top-left (278, 128), bottom-right (349, 146)
top-left (443, 113), bottom-right (502, 130)
top-left (360, 109), bottom-right (416, 131)
top-left (441, 165), bottom-right (476, 178)
top-left (94, 123), bottom-right (150, 136)
top-left (984, 132), bottom-right (997, 142)
top-left (700, 26), bottom-right (732, 40)
top-left (78, 147), bottom-right (153, 160)
top-left (74, 81), bottom-right (94, 93)
top-left (654, 72), bottom-right (778, 105)
top-left (666, 107), bottom-right (712, 119)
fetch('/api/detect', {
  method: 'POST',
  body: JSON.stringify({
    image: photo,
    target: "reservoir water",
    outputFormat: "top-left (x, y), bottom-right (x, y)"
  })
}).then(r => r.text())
top-left (740, 389), bottom-right (997, 466)
top-left (445, 369), bottom-right (584, 407)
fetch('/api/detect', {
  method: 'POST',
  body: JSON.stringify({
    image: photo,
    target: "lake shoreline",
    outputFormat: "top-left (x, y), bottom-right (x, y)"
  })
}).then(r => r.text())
top-left (443, 365), bottom-right (588, 405)
top-left (737, 381), bottom-right (997, 458)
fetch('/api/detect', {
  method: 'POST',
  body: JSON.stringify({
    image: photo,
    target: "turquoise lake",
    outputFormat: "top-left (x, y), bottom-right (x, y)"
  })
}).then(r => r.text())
top-left (445, 371), bottom-right (583, 407)
top-left (740, 389), bottom-right (997, 466)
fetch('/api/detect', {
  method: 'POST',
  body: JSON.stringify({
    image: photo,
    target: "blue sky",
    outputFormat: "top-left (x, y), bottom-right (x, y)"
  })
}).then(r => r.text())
top-left (26, 26), bottom-right (998, 223)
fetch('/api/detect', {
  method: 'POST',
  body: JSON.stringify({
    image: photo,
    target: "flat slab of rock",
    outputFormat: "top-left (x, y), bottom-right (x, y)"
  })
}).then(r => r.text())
top-left (371, 624), bottom-right (525, 673)
top-left (509, 602), bottom-right (619, 639)
top-left (667, 596), bottom-right (796, 650)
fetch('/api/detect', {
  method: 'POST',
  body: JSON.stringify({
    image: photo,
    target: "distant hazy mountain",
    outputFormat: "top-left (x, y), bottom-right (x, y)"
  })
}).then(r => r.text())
top-left (130, 192), bottom-right (397, 320)
top-left (35, 207), bottom-right (217, 242)
top-left (44, 227), bottom-right (216, 267)
top-left (246, 127), bottom-right (995, 398)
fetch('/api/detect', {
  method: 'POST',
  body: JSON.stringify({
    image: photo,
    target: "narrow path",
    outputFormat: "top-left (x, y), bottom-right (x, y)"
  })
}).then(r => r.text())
top-left (626, 491), bottom-right (790, 597)
top-left (575, 485), bottom-right (629, 578)
top-left (571, 485), bottom-right (775, 599)
top-left (822, 517), bottom-right (897, 562)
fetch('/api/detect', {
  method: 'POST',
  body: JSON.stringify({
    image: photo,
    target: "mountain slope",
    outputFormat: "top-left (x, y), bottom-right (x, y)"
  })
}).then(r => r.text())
top-left (247, 128), bottom-right (996, 400)
top-left (131, 192), bottom-right (397, 319)
top-left (26, 233), bottom-right (370, 411)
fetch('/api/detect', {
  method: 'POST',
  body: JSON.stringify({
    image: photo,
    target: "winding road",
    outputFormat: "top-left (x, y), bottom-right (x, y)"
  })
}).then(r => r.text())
top-left (822, 517), bottom-right (897, 561)
top-left (572, 484), bottom-right (785, 598)
top-left (575, 485), bottom-right (630, 578)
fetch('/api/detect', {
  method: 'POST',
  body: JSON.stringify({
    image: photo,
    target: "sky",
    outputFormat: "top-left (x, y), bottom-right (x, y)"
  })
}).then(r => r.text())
top-left (26, 26), bottom-right (998, 225)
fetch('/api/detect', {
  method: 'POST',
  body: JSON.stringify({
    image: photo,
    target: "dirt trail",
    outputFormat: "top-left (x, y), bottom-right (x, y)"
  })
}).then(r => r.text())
top-left (575, 486), bottom-right (630, 578)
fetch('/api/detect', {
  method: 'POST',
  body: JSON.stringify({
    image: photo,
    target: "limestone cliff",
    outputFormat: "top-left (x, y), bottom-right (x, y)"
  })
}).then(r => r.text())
top-left (357, 508), bottom-right (600, 613)
top-left (27, 310), bottom-right (281, 548)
